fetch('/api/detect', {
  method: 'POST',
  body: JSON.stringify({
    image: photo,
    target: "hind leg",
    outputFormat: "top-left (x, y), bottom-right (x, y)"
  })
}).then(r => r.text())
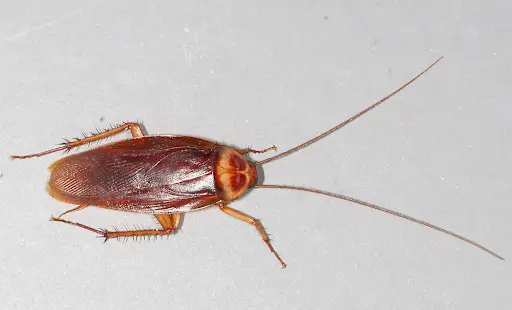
top-left (57, 205), bottom-right (88, 218)
top-left (11, 122), bottom-right (144, 159)
top-left (50, 213), bottom-right (182, 240)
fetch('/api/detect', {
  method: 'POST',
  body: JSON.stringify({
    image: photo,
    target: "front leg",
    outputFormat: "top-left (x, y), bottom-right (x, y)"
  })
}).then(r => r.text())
top-left (219, 203), bottom-right (286, 268)
top-left (237, 145), bottom-right (277, 155)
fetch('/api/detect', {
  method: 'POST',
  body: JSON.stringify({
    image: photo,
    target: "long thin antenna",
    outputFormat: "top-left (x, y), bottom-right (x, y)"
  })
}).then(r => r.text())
top-left (254, 184), bottom-right (503, 260)
top-left (256, 57), bottom-right (443, 166)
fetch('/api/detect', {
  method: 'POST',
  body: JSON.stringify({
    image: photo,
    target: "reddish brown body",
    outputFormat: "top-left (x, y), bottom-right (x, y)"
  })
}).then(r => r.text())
top-left (48, 136), bottom-right (256, 214)
top-left (11, 58), bottom-right (503, 267)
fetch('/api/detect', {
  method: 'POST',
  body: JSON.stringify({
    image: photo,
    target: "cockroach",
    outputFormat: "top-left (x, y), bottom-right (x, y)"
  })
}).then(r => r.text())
top-left (11, 57), bottom-right (503, 268)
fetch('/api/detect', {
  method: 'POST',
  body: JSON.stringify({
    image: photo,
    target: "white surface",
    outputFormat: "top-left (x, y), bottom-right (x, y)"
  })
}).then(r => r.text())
top-left (1, 1), bottom-right (510, 309)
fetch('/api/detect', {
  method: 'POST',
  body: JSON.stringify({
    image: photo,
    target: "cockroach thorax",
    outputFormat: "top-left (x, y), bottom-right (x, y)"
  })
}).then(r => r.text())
top-left (214, 147), bottom-right (257, 201)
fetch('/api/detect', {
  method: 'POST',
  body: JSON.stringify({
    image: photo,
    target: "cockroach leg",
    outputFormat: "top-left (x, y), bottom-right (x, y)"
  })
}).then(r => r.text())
top-left (50, 213), bottom-right (182, 240)
top-left (11, 122), bottom-right (144, 160)
top-left (102, 227), bottom-right (175, 240)
top-left (219, 203), bottom-right (287, 268)
top-left (155, 214), bottom-right (182, 231)
top-left (237, 145), bottom-right (277, 155)
top-left (57, 205), bottom-right (88, 218)
top-left (50, 217), bottom-right (106, 236)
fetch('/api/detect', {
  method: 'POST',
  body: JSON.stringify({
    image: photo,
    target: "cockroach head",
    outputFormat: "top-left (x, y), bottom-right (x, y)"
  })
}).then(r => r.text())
top-left (214, 147), bottom-right (257, 201)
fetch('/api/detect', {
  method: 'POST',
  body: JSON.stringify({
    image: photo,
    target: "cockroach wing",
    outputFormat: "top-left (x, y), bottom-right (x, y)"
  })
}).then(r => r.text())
top-left (47, 136), bottom-right (222, 213)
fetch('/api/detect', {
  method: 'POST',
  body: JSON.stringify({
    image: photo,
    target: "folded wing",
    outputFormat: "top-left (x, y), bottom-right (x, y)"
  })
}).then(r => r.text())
top-left (47, 136), bottom-right (222, 213)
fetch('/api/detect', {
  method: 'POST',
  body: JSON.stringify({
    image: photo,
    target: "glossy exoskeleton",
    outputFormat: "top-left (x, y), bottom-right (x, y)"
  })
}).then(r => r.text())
top-left (11, 57), bottom-right (503, 268)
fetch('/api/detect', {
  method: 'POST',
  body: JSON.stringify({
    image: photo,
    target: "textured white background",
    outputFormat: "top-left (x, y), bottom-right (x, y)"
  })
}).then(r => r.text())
top-left (0, 1), bottom-right (510, 309)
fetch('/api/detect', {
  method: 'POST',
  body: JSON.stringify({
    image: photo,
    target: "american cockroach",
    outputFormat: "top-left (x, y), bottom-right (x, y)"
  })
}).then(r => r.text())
top-left (11, 57), bottom-right (503, 268)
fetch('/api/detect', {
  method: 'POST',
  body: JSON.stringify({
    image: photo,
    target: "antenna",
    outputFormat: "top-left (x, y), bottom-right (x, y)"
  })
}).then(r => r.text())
top-left (256, 57), bottom-right (443, 166)
top-left (254, 184), bottom-right (503, 260)
top-left (253, 57), bottom-right (503, 260)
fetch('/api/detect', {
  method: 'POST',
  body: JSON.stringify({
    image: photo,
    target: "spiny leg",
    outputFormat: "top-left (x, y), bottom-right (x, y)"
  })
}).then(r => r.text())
top-left (50, 217), bottom-right (106, 236)
top-left (11, 122), bottom-right (144, 159)
top-left (219, 203), bottom-right (286, 268)
top-left (155, 214), bottom-right (182, 231)
top-left (50, 213), bottom-right (181, 240)
top-left (237, 145), bottom-right (277, 155)
top-left (100, 214), bottom-right (182, 240)
top-left (57, 205), bottom-right (88, 219)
